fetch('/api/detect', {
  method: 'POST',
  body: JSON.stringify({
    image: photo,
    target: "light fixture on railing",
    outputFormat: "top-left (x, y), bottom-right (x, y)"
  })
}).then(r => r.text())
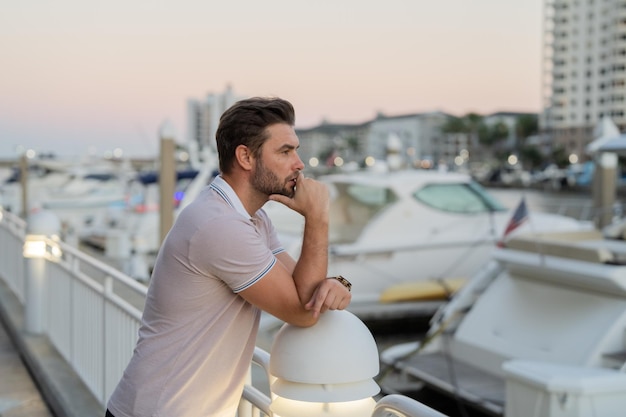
top-left (23, 235), bottom-right (48, 258)
top-left (269, 309), bottom-right (380, 417)
top-left (23, 209), bottom-right (62, 259)
top-left (23, 208), bottom-right (62, 334)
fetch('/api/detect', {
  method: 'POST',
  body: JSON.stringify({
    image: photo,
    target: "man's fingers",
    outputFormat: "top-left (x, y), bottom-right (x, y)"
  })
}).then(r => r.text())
top-left (305, 281), bottom-right (351, 318)
top-left (305, 288), bottom-right (325, 317)
top-left (268, 194), bottom-right (291, 207)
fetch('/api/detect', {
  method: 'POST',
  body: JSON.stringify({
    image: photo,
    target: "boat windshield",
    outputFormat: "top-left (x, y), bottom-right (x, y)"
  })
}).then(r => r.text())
top-left (328, 183), bottom-right (398, 243)
top-left (413, 181), bottom-right (507, 214)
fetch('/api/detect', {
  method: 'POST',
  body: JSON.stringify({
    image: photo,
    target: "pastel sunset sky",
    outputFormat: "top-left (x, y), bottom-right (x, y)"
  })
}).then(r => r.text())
top-left (0, 0), bottom-right (542, 158)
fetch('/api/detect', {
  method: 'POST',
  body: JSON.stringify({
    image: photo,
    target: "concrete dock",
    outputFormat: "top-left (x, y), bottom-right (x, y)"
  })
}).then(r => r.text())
top-left (0, 317), bottom-right (52, 417)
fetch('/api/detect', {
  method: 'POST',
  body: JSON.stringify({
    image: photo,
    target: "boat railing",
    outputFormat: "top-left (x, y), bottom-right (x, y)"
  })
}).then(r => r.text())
top-left (0, 207), bottom-right (443, 417)
top-left (542, 197), bottom-right (626, 224)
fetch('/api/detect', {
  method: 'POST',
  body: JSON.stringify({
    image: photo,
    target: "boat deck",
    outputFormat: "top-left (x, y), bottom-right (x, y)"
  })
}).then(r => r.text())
top-left (383, 351), bottom-right (505, 417)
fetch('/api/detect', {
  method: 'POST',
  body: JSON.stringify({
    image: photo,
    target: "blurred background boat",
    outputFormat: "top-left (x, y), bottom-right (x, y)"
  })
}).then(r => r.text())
top-left (0, 155), bottom-right (135, 233)
top-left (263, 168), bottom-right (594, 320)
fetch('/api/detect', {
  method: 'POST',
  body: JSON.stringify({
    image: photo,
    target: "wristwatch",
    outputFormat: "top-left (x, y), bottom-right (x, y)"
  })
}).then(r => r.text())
top-left (330, 275), bottom-right (352, 292)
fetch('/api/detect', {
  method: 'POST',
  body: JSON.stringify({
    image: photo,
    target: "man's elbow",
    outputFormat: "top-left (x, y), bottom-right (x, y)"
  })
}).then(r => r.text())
top-left (284, 312), bottom-right (319, 328)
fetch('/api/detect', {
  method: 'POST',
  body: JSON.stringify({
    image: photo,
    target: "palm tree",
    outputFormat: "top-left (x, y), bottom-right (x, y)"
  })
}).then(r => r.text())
top-left (442, 113), bottom-right (485, 152)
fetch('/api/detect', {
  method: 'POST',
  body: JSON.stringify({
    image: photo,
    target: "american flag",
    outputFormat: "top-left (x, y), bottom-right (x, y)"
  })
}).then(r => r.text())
top-left (498, 197), bottom-right (529, 247)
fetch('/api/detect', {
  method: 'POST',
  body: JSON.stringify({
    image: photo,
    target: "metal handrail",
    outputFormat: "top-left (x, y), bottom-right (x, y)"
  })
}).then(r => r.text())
top-left (372, 394), bottom-right (448, 417)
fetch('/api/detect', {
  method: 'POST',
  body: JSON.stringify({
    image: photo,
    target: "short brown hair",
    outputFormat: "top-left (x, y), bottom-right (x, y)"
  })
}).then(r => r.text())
top-left (216, 97), bottom-right (295, 174)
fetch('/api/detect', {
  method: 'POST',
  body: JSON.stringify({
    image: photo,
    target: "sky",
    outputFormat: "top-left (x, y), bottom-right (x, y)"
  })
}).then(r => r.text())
top-left (0, 0), bottom-right (543, 159)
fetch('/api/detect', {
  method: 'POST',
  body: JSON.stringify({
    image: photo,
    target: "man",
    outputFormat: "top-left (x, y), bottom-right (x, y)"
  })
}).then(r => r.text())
top-left (106, 97), bottom-right (351, 417)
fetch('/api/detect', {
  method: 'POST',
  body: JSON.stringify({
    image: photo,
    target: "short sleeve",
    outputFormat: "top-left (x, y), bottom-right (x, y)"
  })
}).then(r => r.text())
top-left (188, 214), bottom-right (277, 293)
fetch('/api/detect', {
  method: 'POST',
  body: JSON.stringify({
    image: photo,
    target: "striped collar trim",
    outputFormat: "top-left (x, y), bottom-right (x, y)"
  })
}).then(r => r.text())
top-left (209, 175), bottom-right (252, 220)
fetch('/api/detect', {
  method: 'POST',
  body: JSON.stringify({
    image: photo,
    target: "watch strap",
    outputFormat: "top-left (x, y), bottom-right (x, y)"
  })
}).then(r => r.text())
top-left (329, 275), bottom-right (351, 292)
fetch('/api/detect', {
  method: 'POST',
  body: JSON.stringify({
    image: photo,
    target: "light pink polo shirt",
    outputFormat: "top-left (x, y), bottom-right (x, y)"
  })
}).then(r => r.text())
top-left (108, 175), bottom-right (284, 417)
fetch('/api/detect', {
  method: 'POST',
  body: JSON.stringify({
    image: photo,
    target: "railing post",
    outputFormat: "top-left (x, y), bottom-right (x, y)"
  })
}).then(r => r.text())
top-left (593, 151), bottom-right (617, 228)
top-left (23, 209), bottom-right (61, 334)
top-left (103, 275), bottom-right (113, 401)
top-left (24, 254), bottom-right (46, 333)
top-left (19, 153), bottom-right (28, 219)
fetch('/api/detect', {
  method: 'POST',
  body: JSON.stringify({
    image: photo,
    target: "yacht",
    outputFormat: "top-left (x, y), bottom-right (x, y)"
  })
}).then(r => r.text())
top-left (263, 169), bottom-right (593, 318)
top-left (378, 228), bottom-right (626, 416)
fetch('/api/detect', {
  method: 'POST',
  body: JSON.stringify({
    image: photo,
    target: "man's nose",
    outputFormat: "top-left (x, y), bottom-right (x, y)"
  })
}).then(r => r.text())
top-left (294, 154), bottom-right (305, 171)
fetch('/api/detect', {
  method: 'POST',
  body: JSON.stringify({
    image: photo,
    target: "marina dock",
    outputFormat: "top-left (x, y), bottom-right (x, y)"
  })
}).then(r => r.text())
top-left (0, 308), bottom-right (52, 417)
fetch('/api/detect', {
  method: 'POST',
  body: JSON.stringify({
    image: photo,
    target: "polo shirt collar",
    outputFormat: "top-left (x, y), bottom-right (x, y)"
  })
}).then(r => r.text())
top-left (210, 175), bottom-right (253, 220)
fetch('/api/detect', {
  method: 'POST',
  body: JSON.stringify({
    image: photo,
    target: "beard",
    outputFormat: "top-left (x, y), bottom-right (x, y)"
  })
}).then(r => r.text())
top-left (252, 158), bottom-right (295, 198)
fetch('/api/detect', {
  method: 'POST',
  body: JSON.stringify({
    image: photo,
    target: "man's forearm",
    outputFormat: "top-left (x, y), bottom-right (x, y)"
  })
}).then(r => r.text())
top-left (291, 216), bottom-right (329, 304)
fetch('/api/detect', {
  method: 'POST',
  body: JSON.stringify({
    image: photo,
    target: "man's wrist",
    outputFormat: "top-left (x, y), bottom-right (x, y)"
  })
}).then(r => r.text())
top-left (328, 275), bottom-right (351, 292)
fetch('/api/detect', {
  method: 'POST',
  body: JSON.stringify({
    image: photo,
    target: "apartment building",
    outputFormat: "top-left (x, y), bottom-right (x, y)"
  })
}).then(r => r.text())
top-left (541, 0), bottom-right (626, 158)
top-left (186, 85), bottom-right (243, 160)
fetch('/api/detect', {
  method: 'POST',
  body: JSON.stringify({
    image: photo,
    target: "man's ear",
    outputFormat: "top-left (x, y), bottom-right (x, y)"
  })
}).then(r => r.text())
top-left (235, 145), bottom-right (254, 171)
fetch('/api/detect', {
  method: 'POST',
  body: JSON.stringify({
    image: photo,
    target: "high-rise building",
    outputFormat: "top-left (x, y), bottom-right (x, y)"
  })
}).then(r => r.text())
top-left (541, 0), bottom-right (626, 159)
top-left (186, 85), bottom-right (243, 159)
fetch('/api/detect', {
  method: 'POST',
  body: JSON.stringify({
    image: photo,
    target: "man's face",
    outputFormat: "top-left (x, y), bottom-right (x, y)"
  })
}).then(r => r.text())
top-left (251, 123), bottom-right (304, 198)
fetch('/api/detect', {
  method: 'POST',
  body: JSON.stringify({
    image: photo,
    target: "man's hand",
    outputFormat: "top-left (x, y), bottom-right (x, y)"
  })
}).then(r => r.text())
top-left (269, 172), bottom-right (329, 220)
top-left (304, 278), bottom-right (352, 318)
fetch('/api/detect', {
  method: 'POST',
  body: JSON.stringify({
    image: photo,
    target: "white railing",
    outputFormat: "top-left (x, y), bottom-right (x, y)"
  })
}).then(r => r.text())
top-left (2, 205), bottom-right (149, 405)
top-left (0, 207), bottom-right (445, 417)
top-left (0, 208), bottom-right (26, 301)
top-left (44, 240), bottom-right (146, 404)
top-left (372, 395), bottom-right (447, 417)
